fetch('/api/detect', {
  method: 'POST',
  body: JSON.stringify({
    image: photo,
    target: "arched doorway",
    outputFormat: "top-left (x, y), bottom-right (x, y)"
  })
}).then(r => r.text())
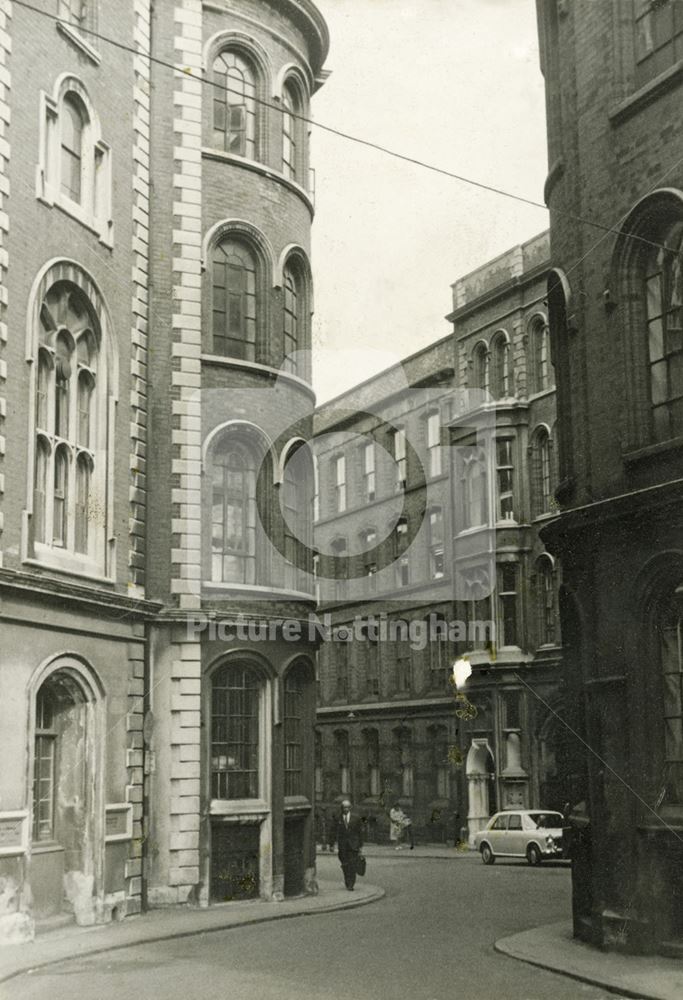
top-left (466, 739), bottom-right (495, 845)
top-left (30, 663), bottom-right (103, 923)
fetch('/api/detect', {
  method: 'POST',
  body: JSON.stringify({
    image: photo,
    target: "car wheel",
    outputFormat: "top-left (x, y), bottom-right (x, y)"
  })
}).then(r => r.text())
top-left (481, 843), bottom-right (495, 865)
top-left (526, 844), bottom-right (542, 867)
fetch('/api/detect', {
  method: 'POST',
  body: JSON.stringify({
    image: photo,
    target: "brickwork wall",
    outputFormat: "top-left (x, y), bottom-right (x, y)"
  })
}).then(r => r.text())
top-left (129, 0), bottom-right (152, 596)
top-left (0, 0), bottom-right (10, 569)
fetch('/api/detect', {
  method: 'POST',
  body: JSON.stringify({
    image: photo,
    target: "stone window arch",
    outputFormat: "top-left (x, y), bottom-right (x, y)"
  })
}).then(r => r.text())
top-left (528, 313), bottom-right (552, 394)
top-left (530, 424), bottom-right (553, 517)
top-left (614, 189), bottom-right (683, 449)
top-left (471, 340), bottom-right (489, 391)
top-left (27, 261), bottom-right (117, 576)
top-left (37, 75), bottom-right (112, 245)
top-left (489, 331), bottom-right (511, 399)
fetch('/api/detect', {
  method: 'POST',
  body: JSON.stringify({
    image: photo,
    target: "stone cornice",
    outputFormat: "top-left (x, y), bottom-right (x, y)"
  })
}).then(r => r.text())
top-left (0, 569), bottom-right (162, 619)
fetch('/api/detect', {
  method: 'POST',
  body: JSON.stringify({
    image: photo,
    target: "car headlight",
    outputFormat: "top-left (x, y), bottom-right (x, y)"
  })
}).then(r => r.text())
top-left (546, 835), bottom-right (555, 848)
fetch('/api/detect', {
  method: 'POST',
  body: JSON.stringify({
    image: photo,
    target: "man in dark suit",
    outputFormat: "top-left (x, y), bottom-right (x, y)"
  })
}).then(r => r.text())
top-left (336, 799), bottom-right (363, 890)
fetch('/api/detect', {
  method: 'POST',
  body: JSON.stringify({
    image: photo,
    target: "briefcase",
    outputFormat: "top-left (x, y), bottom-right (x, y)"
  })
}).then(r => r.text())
top-left (356, 853), bottom-right (366, 876)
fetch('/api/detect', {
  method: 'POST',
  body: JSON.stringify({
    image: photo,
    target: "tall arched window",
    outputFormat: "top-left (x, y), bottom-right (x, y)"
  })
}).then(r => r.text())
top-left (211, 663), bottom-right (262, 800)
top-left (212, 239), bottom-right (257, 360)
top-left (60, 94), bottom-right (85, 203)
top-left (472, 342), bottom-right (488, 391)
top-left (531, 427), bottom-right (552, 517)
top-left (281, 80), bottom-right (301, 181)
top-left (490, 333), bottom-right (510, 398)
top-left (530, 316), bottom-right (552, 394)
top-left (655, 581), bottom-right (683, 804)
top-left (284, 664), bottom-right (305, 796)
top-left (283, 264), bottom-right (301, 374)
top-left (644, 222), bottom-right (683, 442)
top-left (38, 79), bottom-right (112, 244)
top-left (32, 275), bottom-right (107, 567)
top-left (212, 50), bottom-right (257, 159)
top-left (281, 445), bottom-right (313, 592)
top-left (211, 438), bottom-right (257, 584)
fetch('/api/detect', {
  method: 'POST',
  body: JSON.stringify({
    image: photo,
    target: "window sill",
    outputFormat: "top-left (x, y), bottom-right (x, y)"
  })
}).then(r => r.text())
top-left (623, 434), bottom-right (683, 465)
top-left (209, 799), bottom-right (269, 817)
top-left (36, 181), bottom-right (114, 249)
top-left (203, 582), bottom-right (315, 601)
top-left (609, 60), bottom-right (683, 126)
top-left (24, 552), bottom-right (115, 586)
top-left (56, 20), bottom-right (101, 66)
top-left (284, 797), bottom-right (311, 813)
top-left (31, 842), bottom-right (65, 855)
top-left (201, 148), bottom-right (315, 215)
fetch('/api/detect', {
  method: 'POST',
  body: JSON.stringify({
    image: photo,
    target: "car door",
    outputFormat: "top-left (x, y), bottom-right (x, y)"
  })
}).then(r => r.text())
top-left (486, 813), bottom-right (508, 852)
top-left (505, 812), bottom-right (524, 856)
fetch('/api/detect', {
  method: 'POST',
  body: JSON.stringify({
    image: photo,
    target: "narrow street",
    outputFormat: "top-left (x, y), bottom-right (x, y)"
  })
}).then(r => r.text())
top-left (8, 854), bottom-right (624, 1000)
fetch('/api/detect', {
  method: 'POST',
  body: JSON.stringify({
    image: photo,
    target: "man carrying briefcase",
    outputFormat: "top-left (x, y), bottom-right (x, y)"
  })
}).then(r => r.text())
top-left (336, 799), bottom-right (364, 890)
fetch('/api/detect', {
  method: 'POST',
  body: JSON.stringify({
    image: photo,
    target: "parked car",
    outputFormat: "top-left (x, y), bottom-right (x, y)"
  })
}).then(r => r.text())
top-left (473, 810), bottom-right (565, 866)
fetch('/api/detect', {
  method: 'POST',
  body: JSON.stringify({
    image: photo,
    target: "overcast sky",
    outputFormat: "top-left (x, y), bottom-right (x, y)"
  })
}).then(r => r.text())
top-left (310, 0), bottom-right (549, 402)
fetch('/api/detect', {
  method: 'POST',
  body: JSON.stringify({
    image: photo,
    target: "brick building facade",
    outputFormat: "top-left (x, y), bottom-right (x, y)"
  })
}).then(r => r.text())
top-left (314, 232), bottom-right (566, 848)
top-left (0, 0), bottom-right (328, 944)
top-left (537, 0), bottom-right (683, 953)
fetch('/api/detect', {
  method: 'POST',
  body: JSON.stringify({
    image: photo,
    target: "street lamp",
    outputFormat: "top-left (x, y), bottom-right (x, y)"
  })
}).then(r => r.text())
top-left (452, 657), bottom-right (472, 690)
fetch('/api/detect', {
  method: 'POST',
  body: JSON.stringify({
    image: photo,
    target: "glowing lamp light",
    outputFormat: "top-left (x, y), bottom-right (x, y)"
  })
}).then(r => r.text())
top-left (452, 657), bottom-right (472, 690)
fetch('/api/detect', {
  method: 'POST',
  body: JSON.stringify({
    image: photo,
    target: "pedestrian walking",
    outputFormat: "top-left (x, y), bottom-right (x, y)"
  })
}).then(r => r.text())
top-left (389, 801), bottom-right (414, 849)
top-left (336, 799), bottom-right (364, 890)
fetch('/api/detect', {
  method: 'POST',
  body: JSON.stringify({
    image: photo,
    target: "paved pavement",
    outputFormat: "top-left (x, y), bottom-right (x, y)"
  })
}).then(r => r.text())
top-left (1, 851), bottom-right (681, 998)
top-left (496, 919), bottom-right (683, 1000)
top-left (0, 875), bottom-right (384, 986)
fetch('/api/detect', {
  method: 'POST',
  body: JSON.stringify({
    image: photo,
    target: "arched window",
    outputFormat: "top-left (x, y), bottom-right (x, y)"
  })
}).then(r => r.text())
top-left (212, 49), bottom-right (257, 159)
top-left (655, 581), bottom-right (683, 804)
top-left (281, 444), bottom-right (313, 592)
top-left (472, 342), bottom-right (488, 391)
top-left (530, 316), bottom-right (552, 394)
top-left (212, 239), bottom-right (257, 360)
top-left (31, 275), bottom-right (108, 567)
top-left (284, 664), bottom-right (306, 796)
top-left (644, 222), bottom-right (683, 442)
top-left (60, 94), bottom-right (85, 203)
top-left (283, 264), bottom-right (301, 374)
top-left (531, 427), bottom-right (552, 517)
top-left (282, 80), bottom-right (301, 181)
top-left (33, 669), bottom-right (91, 845)
top-left (211, 438), bottom-right (257, 584)
top-left (334, 730), bottom-right (350, 794)
top-left (38, 79), bottom-right (112, 244)
top-left (394, 726), bottom-right (414, 798)
top-left (428, 507), bottom-right (444, 579)
top-left (490, 333), bottom-right (510, 398)
top-left (535, 556), bottom-right (556, 646)
top-left (210, 663), bottom-right (262, 800)
top-left (362, 729), bottom-right (381, 797)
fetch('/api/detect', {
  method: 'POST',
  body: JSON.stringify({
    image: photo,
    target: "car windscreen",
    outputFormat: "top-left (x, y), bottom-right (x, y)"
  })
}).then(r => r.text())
top-left (528, 812), bottom-right (563, 829)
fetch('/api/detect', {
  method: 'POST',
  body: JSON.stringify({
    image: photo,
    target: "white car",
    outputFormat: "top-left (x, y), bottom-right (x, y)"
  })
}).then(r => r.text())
top-left (473, 810), bottom-right (565, 866)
